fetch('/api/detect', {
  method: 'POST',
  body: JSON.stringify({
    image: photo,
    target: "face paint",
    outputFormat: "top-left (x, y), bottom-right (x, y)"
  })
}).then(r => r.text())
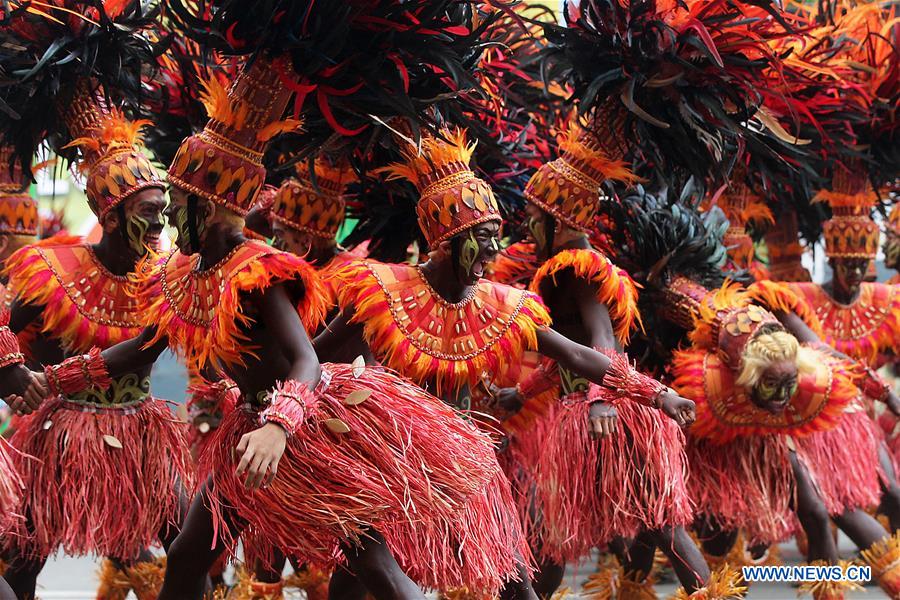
top-left (886, 235), bottom-right (900, 269)
top-left (174, 204), bottom-right (192, 250)
top-left (528, 216), bottom-right (546, 252)
top-left (125, 213), bottom-right (152, 256)
top-left (460, 230), bottom-right (479, 276)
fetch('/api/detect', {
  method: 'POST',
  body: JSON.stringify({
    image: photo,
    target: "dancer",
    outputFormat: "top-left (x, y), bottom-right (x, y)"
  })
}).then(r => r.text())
top-left (322, 125), bottom-right (699, 598)
top-left (0, 148), bottom-right (38, 303)
top-left (33, 53), bottom-right (543, 600)
top-left (0, 91), bottom-right (191, 599)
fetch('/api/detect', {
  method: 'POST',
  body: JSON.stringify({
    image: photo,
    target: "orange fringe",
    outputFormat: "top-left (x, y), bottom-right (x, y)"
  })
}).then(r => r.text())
top-left (487, 242), bottom-right (539, 288)
top-left (687, 281), bottom-right (751, 351)
top-left (330, 259), bottom-right (551, 393)
top-left (379, 128), bottom-right (476, 189)
top-left (131, 241), bottom-right (328, 371)
top-left (529, 248), bottom-right (642, 345)
top-left (747, 280), bottom-right (824, 337)
top-left (556, 119), bottom-right (641, 185)
top-left (4, 236), bottom-right (141, 353)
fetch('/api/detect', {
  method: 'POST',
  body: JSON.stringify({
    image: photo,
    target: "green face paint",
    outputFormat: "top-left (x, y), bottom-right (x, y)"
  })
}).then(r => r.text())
top-left (174, 204), bottom-right (191, 249)
top-left (528, 216), bottom-right (546, 252)
top-left (126, 213), bottom-right (152, 256)
top-left (460, 229), bottom-right (479, 276)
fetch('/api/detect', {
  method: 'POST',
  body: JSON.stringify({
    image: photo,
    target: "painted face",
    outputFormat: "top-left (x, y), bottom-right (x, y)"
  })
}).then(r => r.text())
top-left (165, 187), bottom-right (205, 255)
top-left (456, 222), bottom-right (501, 286)
top-left (272, 221), bottom-right (317, 258)
top-left (884, 231), bottom-right (900, 271)
top-left (122, 188), bottom-right (167, 256)
top-left (832, 257), bottom-right (869, 297)
top-left (525, 202), bottom-right (549, 255)
top-left (750, 359), bottom-right (799, 413)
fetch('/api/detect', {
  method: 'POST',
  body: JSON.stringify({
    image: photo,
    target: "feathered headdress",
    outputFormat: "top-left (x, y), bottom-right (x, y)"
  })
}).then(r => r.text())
top-left (272, 157), bottom-right (356, 240)
top-left (814, 162), bottom-right (881, 259)
top-left (538, 0), bottom-right (792, 186)
top-left (380, 128), bottom-right (502, 246)
top-left (0, 1), bottom-right (158, 179)
top-left (0, 145), bottom-right (37, 237)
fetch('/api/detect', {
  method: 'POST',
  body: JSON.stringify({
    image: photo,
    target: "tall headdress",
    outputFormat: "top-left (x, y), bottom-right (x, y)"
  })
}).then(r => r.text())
top-left (272, 158), bottom-right (354, 241)
top-left (381, 129), bottom-right (502, 247)
top-left (815, 164), bottom-right (880, 259)
top-left (524, 112), bottom-right (638, 232)
top-left (714, 172), bottom-right (774, 271)
top-left (765, 210), bottom-right (812, 282)
top-left (0, 146), bottom-right (37, 237)
top-left (0, 1), bottom-right (158, 182)
top-left (63, 90), bottom-right (164, 219)
top-left (168, 58), bottom-right (298, 216)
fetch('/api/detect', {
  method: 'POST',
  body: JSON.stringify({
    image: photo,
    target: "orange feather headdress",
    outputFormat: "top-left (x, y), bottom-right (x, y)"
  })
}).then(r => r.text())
top-left (272, 158), bottom-right (355, 240)
top-left (380, 128), bottom-right (502, 246)
top-left (0, 145), bottom-right (38, 237)
top-left (814, 163), bottom-right (880, 259)
top-left (167, 57), bottom-right (302, 216)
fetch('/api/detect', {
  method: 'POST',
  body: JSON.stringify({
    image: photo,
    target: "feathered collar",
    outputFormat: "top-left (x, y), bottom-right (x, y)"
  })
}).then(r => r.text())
top-left (529, 247), bottom-right (642, 345)
top-left (330, 259), bottom-right (551, 393)
top-left (487, 241), bottom-right (540, 288)
top-left (4, 236), bottom-right (142, 353)
top-left (131, 240), bottom-right (327, 372)
top-left (788, 282), bottom-right (900, 364)
top-left (672, 347), bottom-right (859, 445)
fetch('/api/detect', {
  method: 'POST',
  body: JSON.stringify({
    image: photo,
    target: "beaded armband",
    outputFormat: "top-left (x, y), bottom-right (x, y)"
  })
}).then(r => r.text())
top-left (516, 363), bottom-right (557, 400)
top-left (44, 347), bottom-right (112, 397)
top-left (0, 309), bottom-right (23, 368)
top-left (861, 365), bottom-right (892, 402)
top-left (599, 349), bottom-right (667, 408)
top-left (259, 379), bottom-right (317, 436)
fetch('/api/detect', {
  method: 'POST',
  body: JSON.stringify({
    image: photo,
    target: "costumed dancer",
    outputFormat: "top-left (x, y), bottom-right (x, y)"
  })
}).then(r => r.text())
top-left (0, 94), bottom-right (191, 600)
top-left (34, 52), bottom-right (538, 600)
top-left (708, 173), bottom-right (773, 281)
top-left (232, 157), bottom-right (358, 599)
top-left (603, 190), bottom-right (900, 599)
top-left (0, 3), bottom-right (193, 597)
top-left (0, 147), bottom-right (38, 303)
top-left (488, 116), bottom-right (713, 599)
top-left (322, 125), bottom-right (699, 598)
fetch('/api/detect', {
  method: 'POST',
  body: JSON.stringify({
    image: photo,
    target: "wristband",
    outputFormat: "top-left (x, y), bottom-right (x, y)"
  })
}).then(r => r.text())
top-left (0, 326), bottom-right (24, 368)
top-left (44, 347), bottom-right (111, 397)
top-left (861, 365), bottom-right (891, 403)
top-left (517, 362), bottom-right (558, 400)
top-left (600, 349), bottom-right (667, 407)
top-left (259, 379), bottom-right (317, 436)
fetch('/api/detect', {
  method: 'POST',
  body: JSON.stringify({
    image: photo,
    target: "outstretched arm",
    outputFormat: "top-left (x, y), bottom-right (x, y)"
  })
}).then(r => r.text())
top-left (536, 327), bottom-right (696, 426)
top-left (100, 326), bottom-right (170, 377)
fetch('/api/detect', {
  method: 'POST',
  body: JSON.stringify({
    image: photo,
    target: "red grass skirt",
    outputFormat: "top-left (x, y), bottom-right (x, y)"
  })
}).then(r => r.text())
top-left (687, 434), bottom-right (797, 546)
top-left (7, 397), bottom-right (192, 560)
top-left (496, 428), bottom-right (545, 552)
top-left (533, 391), bottom-right (692, 563)
top-left (0, 437), bottom-right (23, 533)
top-left (202, 364), bottom-right (527, 595)
top-left (794, 408), bottom-right (884, 515)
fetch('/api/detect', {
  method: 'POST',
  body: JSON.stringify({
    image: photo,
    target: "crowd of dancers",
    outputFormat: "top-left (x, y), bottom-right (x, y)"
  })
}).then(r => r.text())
top-left (0, 0), bottom-right (898, 598)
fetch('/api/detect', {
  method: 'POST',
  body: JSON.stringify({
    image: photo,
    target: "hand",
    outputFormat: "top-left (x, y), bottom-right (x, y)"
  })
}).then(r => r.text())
top-left (589, 401), bottom-right (617, 438)
top-left (659, 390), bottom-right (696, 427)
top-left (492, 387), bottom-right (525, 416)
top-left (0, 364), bottom-right (32, 399)
top-left (23, 371), bottom-right (47, 412)
top-left (235, 422), bottom-right (287, 489)
top-left (886, 390), bottom-right (900, 418)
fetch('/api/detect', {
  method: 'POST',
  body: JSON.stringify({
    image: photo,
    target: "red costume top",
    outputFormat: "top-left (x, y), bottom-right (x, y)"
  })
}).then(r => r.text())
top-left (332, 259), bottom-right (551, 394)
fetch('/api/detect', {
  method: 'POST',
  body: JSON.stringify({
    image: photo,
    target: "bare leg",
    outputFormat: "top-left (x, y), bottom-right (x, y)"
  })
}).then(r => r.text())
top-left (328, 565), bottom-right (368, 600)
top-left (651, 526), bottom-right (710, 593)
top-left (693, 516), bottom-right (739, 559)
top-left (833, 509), bottom-right (891, 551)
top-left (498, 557), bottom-right (539, 600)
top-left (254, 549), bottom-right (287, 584)
top-left (531, 557), bottom-right (565, 599)
top-left (611, 532), bottom-right (656, 578)
top-left (1, 552), bottom-right (44, 600)
top-left (158, 479), bottom-right (240, 600)
top-left (877, 442), bottom-right (900, 533)
top-left (790, 452), bottom-right (839, 563)
top-left (338, 530), bottom-right (424, 600)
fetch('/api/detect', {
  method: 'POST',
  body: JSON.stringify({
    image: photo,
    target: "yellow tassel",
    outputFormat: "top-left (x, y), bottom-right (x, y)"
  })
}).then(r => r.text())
top-left (861, 533), bottom-right (900, 599)
top-left (672, 563), bottom-right (747, 599)
top-left (95, 559), bottom-right (132, 600)
top-left (797, 560), bottom-right (863, 600)
top-left (582, 560), bottom-right (657, 600)
top-left (437, 587), bottom-right (494, 600)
